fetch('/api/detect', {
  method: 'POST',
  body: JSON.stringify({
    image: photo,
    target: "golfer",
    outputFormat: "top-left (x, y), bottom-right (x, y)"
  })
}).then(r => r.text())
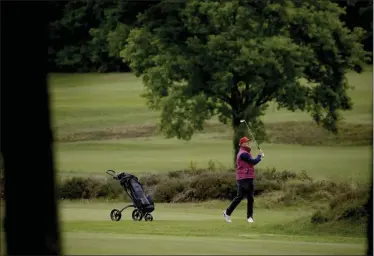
top-left (223, 136), bottom-right (264, 223)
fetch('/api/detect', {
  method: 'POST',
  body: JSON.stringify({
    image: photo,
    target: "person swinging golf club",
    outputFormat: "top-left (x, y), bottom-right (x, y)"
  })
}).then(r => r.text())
top-left (223, 136), bottom-right (264, 223)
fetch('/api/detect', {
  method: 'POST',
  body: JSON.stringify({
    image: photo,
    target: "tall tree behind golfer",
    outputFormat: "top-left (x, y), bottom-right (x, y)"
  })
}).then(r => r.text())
top-left (223, 137), bottom-right (264, 223)
top-left (122, 0), bottom-right (370, 165)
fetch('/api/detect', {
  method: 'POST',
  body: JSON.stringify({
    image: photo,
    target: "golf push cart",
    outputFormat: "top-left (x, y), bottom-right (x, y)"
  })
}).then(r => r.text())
top-left (105, 169), bottom-right (155, 222)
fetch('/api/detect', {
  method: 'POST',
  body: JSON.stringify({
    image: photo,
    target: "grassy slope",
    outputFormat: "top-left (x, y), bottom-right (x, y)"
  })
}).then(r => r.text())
top-left (50, 67), bottom-right (373, 182)
top-left (262, 68), bottom-right (373, 124)
top-left (49, 67), bottom-right (373, 133)
top-left (56, 138), bottom-right (372, 182)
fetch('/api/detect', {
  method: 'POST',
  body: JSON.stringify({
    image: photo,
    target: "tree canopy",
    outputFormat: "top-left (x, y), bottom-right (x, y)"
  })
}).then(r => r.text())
top-left (47, 0), bottom-right (372, 73)
top-left (122, 0), bottom-right (369, 160)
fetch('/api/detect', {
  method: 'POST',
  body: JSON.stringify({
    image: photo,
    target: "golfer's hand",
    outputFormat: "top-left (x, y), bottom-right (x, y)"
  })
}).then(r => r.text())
top-left (259, 149), bottom-right (265, 158)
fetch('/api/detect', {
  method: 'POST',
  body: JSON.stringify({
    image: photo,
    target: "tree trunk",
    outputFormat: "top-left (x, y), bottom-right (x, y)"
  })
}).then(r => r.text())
top-left (231, 114), bottom-right (246, 167)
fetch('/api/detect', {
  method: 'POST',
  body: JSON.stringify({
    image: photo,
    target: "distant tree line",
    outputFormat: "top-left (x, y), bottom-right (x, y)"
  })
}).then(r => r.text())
top-left (48, 0), bottom-right (372, 73)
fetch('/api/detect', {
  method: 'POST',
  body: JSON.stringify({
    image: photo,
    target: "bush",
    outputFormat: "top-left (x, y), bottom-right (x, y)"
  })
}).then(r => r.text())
top-left (257, 168), bottom-right (297, 182)
top-left (311, 209), bottom-right (329, 224)
top-left (59, 177), bottom-right (123, 200)
top-left (310, 187), bottom-right (370, 224)
top-left (153, 178), bottom-right (186, 203)
top-left (277, 179), bottom-right (355, 206)
top-left (143, 168), bottom-right (300, 202)
top-left (140, 167), bottom-right (323, 202)
top-left (188, 172), bottom-right (236, 201)
top-left (52, 165), bottom-right (371, 223)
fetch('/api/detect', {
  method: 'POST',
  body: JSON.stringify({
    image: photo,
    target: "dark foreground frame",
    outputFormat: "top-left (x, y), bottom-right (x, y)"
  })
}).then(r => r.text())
top-left (0, 1), bottom-right (372, 256)
top-left (1, 1), bottom-right (61, 255)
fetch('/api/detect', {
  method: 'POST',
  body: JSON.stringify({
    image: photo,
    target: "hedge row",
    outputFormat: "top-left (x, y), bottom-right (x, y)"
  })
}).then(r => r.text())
top-left (57, 168), bottom-right (307, 202)
top-left (55, 168), bottom-right (364, 206)
top-left (1, 166), bottom-right (370, 223)
top-left (56, 167), bottom-right (370, 224)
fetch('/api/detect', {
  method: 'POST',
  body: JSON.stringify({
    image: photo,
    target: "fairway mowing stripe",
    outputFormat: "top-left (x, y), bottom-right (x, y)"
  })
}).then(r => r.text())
top-left (60, 208), bottom-right (230, 221)
top-left (238, 233), bottom-right (364, 244)
top-left (237, 234), bottom-right (362, 248)
top-left (65, 231), bottom-right (363, 249)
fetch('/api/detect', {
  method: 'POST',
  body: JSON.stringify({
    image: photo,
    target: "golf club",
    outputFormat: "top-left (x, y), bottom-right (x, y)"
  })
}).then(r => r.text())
top-left (240, 119), bottom-right (262, 151)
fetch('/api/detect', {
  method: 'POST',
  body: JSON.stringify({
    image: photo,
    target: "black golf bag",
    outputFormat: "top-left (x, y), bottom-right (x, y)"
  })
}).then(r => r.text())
top-left (106, 169), bottom-right (155, 222)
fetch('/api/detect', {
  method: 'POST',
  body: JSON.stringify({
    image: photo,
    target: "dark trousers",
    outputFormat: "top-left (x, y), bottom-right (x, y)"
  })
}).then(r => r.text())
top-left (226, 178), bottom-right (254, 218)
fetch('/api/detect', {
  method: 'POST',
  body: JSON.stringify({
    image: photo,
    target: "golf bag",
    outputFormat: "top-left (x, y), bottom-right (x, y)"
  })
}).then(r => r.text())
top-left (106, 169), bottom-right (155, 222)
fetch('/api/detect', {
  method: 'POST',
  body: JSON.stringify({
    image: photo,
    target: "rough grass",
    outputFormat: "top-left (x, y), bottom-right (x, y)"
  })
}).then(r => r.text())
top-left (56, 121), bottom-right (373, 147)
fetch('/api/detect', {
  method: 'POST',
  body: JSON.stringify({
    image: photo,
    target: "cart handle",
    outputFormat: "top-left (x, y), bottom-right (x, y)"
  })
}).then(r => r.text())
top-left (106, 170), bottom-right (117, 177)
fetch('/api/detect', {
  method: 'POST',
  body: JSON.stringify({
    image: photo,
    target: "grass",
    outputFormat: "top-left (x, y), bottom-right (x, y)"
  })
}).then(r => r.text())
top-left (50, 67), bottom-right (373, 183)
top-left (1, 200), bottom-right (367, 255)
top-left (49, 67), bottom-right (373, 137)
top-left (56, 201), bottom-right (367, 255)
top-left (56, 136), bottom-right (372, 182)
top-left (31, 68), bottom-right (372, 255)
top-left (49, 73), bottom-right (159, 136)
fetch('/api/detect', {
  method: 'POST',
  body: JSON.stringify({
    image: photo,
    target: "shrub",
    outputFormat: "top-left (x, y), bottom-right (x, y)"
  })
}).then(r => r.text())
top-left (310, 186), bottom-right (370, 224)
top-left (59, 177), bottom-right (123, 200)
top-left (311, 209), bottom-right (329, 224)
top-left (188, 172), bottom-right (236, 201)
top-left (139, 172), bottom-right (165, 187)
top-left (257, 168), bottom-right (297, 182)
top-left (140, 167), bottom-right (301, 202)
top-left (54, 165), bottom-right (371, 220)
top-left (254, 180), bottom-right (283, 195)
top-left (153, 178), bottom-right (185, 203)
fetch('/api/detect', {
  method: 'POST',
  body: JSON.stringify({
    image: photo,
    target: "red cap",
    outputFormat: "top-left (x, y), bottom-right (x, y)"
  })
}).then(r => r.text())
top-left (239, 136), bottom-right (250, 145)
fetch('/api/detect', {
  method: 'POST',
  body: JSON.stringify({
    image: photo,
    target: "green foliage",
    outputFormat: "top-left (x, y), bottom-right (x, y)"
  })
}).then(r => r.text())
top-left (107, 23), bottom-right (131, 58)
top-left (59, 177), bottom-right (124, 200)
top-left (123, 0), bottom-right (369, 163)
top-left (48, 0), bottom-right (157, 72)
top-left (47, 0), bottom-right (371, 73)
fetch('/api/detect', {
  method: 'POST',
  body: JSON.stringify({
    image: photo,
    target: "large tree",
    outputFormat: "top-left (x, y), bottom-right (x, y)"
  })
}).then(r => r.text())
top-left (122, 0), bottom-right (369, 163)
top-left (48, 0), bottom-right (159, 72)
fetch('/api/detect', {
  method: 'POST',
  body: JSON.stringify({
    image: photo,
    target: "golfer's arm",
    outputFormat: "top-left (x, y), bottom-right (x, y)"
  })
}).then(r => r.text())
top-left (240, 153), bottom-right (262, 165)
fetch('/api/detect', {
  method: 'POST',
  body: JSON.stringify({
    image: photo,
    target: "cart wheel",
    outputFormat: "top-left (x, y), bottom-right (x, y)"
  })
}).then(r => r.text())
top-left (132, 209), bottom-right (143, 221)
top-left (144, 213), bottom-right (153, 222)
top-left (110, 209), bottom-right (122, 221)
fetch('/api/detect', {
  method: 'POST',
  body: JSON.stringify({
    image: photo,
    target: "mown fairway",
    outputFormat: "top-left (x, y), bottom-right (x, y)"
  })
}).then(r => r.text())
top-left (59, 201), bottom-right (366, 255)
top-left (56, 138), bottom-right (372, 182)
top-left (50, 67), bottom-right (373, 182)
top-left (1, 200), bottom-right (367, 255)
top-left (47, 67), bottom-right (372, 254)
